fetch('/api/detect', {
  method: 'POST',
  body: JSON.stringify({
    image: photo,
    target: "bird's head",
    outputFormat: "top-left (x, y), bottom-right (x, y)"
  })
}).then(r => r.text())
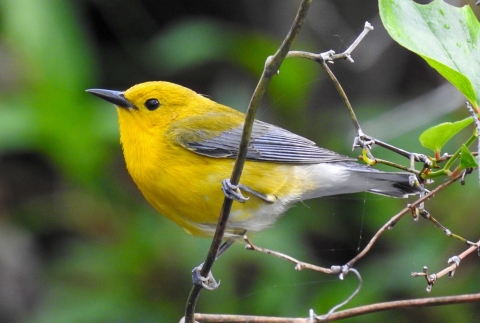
top-left (87, 81), bottom-right (207, 131)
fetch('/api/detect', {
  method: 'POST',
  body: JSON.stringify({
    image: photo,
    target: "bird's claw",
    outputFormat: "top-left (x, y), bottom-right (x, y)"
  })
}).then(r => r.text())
top-left (222, 179), bottom-right (249, 203)
top-left (353, 135), bottom-right (374, 150)
top-left (192, 266), bottom-right (220, 290)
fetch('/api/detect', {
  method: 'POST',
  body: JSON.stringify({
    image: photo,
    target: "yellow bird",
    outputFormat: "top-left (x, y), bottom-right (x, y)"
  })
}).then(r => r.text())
top-left (87, 81), bottom-right (418, 238)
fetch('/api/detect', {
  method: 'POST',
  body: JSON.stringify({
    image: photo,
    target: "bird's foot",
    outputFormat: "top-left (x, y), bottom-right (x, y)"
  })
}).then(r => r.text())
top-left (222, 179), bottom-right (276, 204)
top-left (221, 179), bottom-right (249, 203)
top-left (192, 265), bottom-right (220, 290)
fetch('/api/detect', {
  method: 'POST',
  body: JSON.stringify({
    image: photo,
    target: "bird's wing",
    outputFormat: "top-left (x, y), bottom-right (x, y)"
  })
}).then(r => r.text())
top-left (167, 113), bottom-right (354, 164)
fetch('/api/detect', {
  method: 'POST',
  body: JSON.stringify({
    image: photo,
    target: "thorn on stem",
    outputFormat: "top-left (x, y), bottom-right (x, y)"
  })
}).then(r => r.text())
top-left (335, 265), bottom-right (350, 280)
top-left (427, 274), bottom-right (437, 293)
top-left (295, 263), bottom-right (303, 271)
top-left (364, 21), bottom-right (374, 31)
top-left (320, 50), bottom-right (335, 63)
top-left (388, 219), bottom-right (398, 229)
top-left (265, 55), bottom-right (274, 66)
top-left (426, 283), bottom-right (433, 293)
top-left (309, 309), bottom-right (314, 323)
top-left (447, 256), bottom-right (461, 278)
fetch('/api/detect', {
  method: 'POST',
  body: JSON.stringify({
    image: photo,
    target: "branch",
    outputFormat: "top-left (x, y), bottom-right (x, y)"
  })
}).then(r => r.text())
top-left (244, 235), bottom-right (335, 274)
top-left (286, 21), bottom-right (374, 63)
top-left (412, 238), bottom-right (480, 292)
top-left (287, 22), bottom-right (374, 134)
top-left (319, 59), bottom-right (363, 135)
top-left (193, 293), bottom-right (480, 322)
top-left (183, 0), bottom-right (313, 321)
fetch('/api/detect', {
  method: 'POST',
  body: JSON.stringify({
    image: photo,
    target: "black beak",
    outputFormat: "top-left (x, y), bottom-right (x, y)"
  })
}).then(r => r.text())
top-left (86, 89), bottom-right (135, 109)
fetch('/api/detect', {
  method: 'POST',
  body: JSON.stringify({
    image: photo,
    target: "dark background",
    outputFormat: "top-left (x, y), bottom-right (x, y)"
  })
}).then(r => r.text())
top-left (0, 0), bottom-right (478, 322)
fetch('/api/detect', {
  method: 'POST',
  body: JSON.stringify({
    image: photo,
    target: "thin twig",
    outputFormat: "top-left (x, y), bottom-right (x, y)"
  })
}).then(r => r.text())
top-left (367, 138), bottom-right (431, 164)
top-left (313, 293), bottom-right (480, 322)
top-left (244, 236), bottom-right (335, 274)
top-left (183, 1), bottom-right (313, 322)
top-left (412, 238), bottom-right (480, 292)
top-left (288, 22), bottom-right (375, 134)
top-left (317, 40), bottom-right (431, 169)
top-left (415, 208), bottom-right (477, 246)
top-left (346, 172), bottom-right (463, 268)
top-left (289, 22), bottom-right (430, 168)
top-left (193, 293), bottom-right (480, 322)
top-left (320, 60), bottom-right (362, 134)
top-left (286, 21), bottom-right (374, 63)
top-left (244, 239), bottom-right (364, 318)
top-left (331, 21), bottom-right (374, 62)
top-left (296, 23), bottom-right (432, 167)
top-left (361, 156), bottom-right (420, 174)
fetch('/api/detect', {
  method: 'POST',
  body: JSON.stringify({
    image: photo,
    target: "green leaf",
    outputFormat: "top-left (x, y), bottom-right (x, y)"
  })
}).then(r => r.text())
top-left (459, 144), bottom-right (478, 170)
top-left (419, 116), bottom-right (473, 152)
top-left (379, 0), bottom-right (480, 108)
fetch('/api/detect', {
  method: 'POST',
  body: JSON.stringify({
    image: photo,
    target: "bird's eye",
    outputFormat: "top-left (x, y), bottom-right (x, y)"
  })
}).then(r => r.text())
top-left (144, 98), bottom-right (160, 111)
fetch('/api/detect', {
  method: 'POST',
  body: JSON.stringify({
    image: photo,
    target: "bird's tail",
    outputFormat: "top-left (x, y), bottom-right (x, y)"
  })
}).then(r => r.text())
top-left (353, 167), bottom-right (420, 198)
top-left (301, 162), bottom-right (421, 200)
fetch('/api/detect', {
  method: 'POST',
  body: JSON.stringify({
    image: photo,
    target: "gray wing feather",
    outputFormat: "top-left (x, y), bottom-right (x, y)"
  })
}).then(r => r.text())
top-left (186, 120), bottom-right (353, 164)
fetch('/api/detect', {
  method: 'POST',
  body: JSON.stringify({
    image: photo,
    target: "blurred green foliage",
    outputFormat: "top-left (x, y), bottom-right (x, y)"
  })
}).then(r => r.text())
top-left (0, 0), bottom-right (478, 323)
top-left (146, 18), bottom-right (317, 115)
top-left (0, 0), bottom-right (111, 184)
